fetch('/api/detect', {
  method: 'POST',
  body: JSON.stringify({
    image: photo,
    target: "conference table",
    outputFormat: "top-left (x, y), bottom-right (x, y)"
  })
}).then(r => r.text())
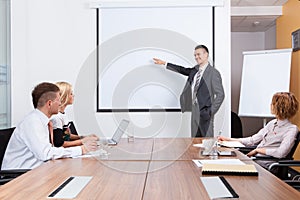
top-left (0, 138), bottom-right (299, 200)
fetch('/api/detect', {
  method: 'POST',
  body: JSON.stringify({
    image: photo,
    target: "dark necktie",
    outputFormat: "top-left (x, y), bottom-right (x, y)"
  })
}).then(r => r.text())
top-left (192, 69), bottom-right (202, 103)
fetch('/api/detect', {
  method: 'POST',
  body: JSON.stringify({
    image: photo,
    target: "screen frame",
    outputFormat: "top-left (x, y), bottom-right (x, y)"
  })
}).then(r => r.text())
top-left (96, 6), bottom-right (216, 112)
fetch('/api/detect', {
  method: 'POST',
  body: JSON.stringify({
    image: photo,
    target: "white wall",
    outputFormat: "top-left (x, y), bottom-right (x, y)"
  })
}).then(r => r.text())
top-left (11, 0), bottom-right (230, 138)
top-left (231, 32), bottom-right (265, 113)
top-left (265, 25), bottom-right (276, 50)
top-left (11, 0), bottom-right (96, 123)
top-left (231, 26), bottom-right (276, 136)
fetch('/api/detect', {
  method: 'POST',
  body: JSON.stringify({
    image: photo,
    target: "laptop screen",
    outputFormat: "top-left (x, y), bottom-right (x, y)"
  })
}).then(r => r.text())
top-left (112, 119), bottom-right (130, 143)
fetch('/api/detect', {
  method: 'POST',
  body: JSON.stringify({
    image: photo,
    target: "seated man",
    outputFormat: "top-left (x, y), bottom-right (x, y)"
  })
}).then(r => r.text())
top-left (2, 82), bottom-right (98, 169)
top-left (219, 92), bottom-right (299, 171)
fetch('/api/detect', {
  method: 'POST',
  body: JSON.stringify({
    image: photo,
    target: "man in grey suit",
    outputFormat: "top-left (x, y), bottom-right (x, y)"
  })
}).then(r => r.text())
top-left (153, 45), bottom-right (224, 137)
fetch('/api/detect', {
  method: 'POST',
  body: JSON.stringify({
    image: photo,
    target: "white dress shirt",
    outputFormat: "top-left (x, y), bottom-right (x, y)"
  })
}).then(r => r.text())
top-left (2, 109), bottom-right (82, 169)
top-left (191, 62), bottom-right (208, 91)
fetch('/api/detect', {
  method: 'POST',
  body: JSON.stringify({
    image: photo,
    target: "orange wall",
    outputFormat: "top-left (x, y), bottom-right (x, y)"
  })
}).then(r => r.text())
top-left (277, 0), bottom-right (300, 161)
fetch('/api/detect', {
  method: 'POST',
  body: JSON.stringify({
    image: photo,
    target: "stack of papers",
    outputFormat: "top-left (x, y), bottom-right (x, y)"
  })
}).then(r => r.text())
top-left (202, 163), bottom-right (258, 176)
top-left (193, 159), bottom-right (258, 176)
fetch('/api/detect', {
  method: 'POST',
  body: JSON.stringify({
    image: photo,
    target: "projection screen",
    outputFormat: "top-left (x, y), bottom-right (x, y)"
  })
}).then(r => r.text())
top-left (97, 2), bottom-right (215, 111)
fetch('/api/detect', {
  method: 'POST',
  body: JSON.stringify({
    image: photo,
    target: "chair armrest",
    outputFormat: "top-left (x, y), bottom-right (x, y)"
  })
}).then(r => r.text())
top-left (278, 160), bottom-right (300, 165)
top-left (0, 169), bottom-right (30, 185)
top-left (237, 146), bottom-right (256, 154)
top-left (252, 155), bottom-right (279, 160)
top-left (0, 169), bottom-right (30, 177)
top-left (268, 160), bottom-right (300, 171)
top-left (0, 178), bottom-right (14, 185)
top-left (284, 180), bottom-right (300, 189)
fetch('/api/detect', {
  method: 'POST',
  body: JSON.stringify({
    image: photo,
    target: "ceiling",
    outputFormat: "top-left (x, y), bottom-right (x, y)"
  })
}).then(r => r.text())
top-left (231, 0), bottom-right (288, 32)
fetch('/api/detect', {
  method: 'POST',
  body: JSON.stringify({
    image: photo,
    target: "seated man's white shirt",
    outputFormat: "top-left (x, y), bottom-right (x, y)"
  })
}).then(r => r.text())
top-left (2, 109), bottom-right (82, 170)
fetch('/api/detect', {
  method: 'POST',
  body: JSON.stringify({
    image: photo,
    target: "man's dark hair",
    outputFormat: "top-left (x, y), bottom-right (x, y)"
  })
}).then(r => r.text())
top-left (32, 82), bottom-right (60, 108)
top-left (195, 45), bottom-right (209, 54)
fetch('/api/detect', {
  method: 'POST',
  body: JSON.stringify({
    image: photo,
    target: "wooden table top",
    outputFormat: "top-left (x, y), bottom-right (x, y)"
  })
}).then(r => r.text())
top-left (151, 137), bottom-right (250, 161)
top-left (102, 138), bottom-right (154, 160)
top-left (1, 138), bottom-right (299, 200)
top-left (0, 158), bottom-right (149, 200)
top-left (144, 160), bottom-right (300, 200)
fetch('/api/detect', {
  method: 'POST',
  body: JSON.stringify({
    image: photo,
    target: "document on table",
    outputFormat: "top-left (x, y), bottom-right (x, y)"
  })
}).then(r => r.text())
top-left (202, 163), bottom-right (258, 176)
top-left (193, 158), bottom-right (245, 168)
top-left (193, 143), bottom-right (205, 148)
top-left (200, 176), bottom-right (239, 199)
top-left (218, 141), bottom-right (245, 148)
top-left (73, 149), bottom-right (109, 158)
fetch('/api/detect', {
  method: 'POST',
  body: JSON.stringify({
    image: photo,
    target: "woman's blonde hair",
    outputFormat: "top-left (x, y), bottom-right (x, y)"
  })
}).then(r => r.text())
top-left (271, 92), bottom-right (299, 120)
top-left (55, 81), bottom-right (72, 108)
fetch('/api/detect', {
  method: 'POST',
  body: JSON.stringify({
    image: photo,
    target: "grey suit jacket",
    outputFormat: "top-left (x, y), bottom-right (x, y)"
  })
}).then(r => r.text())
top-left (167, 63), bottom-right (225, 117)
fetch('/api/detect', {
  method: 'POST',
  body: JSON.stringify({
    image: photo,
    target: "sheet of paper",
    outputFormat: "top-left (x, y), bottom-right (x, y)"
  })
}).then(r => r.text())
top-left (193, 160), bottom-right (203, 167)
top-left (193, 159), bottom-right (245, 167)
top-left (218, 141), bottom-right (245, 148)
top-left (74, 154), bottom-right (95, 158)
top-left (193, 143), bottom-right (204, 148)
top-left (200, 177), bottom-right (234, 199)
top-left (74, 149), bottom-right (109, 158)
top-left (218, 151), bottom-right (235, 156)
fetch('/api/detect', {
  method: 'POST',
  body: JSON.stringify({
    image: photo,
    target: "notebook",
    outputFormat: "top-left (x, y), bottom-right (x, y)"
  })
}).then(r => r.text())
top-left (202, 163), bottom-right (258, 176)
top-left (105, 119), bottom-right (130, 145)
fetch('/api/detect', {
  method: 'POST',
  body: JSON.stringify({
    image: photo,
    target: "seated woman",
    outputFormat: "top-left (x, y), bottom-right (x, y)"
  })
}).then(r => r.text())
top-left (50, 81), bottom-right (98, 147)
top-left (218, 92), bottom-right (299, 170)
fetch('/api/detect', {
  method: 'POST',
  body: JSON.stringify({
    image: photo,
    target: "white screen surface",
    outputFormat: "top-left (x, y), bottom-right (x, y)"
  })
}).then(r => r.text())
top-left (238, 49), bottom-right (292, 117)
top-left (97, 5), bottom-right (213, 110)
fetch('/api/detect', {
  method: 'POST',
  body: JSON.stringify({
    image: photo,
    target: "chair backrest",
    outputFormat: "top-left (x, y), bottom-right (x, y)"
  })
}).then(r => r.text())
top-left (231, 111), bottom-right (243, 138)
top-left (0, 127), bottom-right (15, 169)
top-left (68, 121), bottom-right (78, 135)
top-left (285, 131), bottom-right (300, 160)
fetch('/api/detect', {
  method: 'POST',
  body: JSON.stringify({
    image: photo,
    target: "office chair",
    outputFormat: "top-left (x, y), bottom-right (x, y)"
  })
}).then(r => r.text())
top-left (0, 127), bottom-right (30, 185)
top-left (231, 111), bottom-right (243, 138)
top-left (269, 160), bottom-right (300, 190)
top-left (64, 121), bottom-right (78, 135)
top-left (267, 131), bottom-right (300, 189)
top-left (239, 131), bottom-right (300, 183)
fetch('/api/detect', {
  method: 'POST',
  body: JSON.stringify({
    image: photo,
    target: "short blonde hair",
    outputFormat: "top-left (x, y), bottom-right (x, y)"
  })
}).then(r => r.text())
top-left (55, 82), bottom-right (72, 108)
top-left (271, 92), bottom-right (299, 120)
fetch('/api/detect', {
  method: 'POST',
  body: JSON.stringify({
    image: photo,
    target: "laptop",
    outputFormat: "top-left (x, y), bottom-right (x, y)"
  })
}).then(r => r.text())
top-left (105, 119), bottom-right (130, 145)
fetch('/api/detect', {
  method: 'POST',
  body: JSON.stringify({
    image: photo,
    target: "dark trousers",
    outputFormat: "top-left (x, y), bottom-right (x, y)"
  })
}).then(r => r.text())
top-left (191, 103), bottom-right (213, 137)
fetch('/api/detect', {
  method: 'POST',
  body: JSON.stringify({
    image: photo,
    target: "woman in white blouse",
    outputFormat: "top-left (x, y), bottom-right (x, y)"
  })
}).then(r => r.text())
top-left (51, 81), bottom-right (98, 147)
top-left (219, 92), bottom-right (299, 159)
